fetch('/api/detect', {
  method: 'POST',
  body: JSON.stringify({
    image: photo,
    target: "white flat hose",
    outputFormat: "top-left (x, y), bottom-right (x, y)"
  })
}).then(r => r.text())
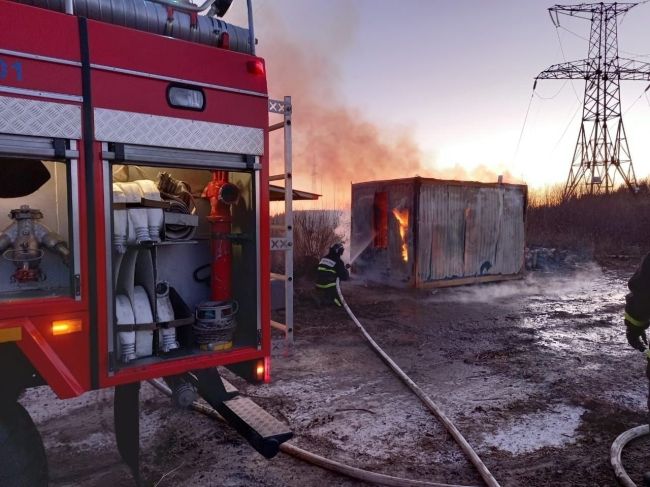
top-left (133, 286), bottom-right (154, 358)
top-left (148, 379), bottom-right (477, 487)
top-left (112, 183), bottom-right (128, 254)
top-left (610, 424), bottom-right (649, 487)
top-left (336, 280), bottom-right (501, 487)
top-left (115, 294), bottom-right (136, 363)
top-left (134, 179), bottom-right (163, 242)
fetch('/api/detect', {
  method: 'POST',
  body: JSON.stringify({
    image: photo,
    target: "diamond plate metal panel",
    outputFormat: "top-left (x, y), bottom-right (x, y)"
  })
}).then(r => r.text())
top-left (94, 108), bottom-right (264, 155)
top-left (222, 397), bottom-right (291, 439)
top-left (0, 96), bottom-right (81, 139)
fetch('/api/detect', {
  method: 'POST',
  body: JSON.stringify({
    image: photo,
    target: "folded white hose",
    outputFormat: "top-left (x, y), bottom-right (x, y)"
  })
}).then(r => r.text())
top-left (156, 281), bottom-right (179, 353)
top-left (133, 286), bottom-right (154, 358)
top-left (147, 379), bottom-right (477, 487)
top-left (120, 182), bottom-right (149, 244)
top-left (115, 294), bottom-right (136, 363)
top-left (611, 424), bottom-right (649, 487)
top-left (134, 179), bottom-right (163, 242)
top-left (112, 183), bottom-right (128, 254)
top-left (336, 280), bottom-right (501, 487)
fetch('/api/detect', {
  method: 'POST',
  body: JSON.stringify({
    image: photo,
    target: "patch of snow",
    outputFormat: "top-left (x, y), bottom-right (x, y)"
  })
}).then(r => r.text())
top-left (481, 404), bottom-right (585, 454)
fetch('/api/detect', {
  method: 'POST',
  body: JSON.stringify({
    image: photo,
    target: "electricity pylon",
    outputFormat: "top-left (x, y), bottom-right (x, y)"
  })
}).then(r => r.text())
top-left (537, 2), bottom-right (650, 198)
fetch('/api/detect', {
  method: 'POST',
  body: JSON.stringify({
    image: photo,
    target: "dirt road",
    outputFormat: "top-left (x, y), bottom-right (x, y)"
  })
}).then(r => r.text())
top-left (22, 260), bottom-right (649, 486)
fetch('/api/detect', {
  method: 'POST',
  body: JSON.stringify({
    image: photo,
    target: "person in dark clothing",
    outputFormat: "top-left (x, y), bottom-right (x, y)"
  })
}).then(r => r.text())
top-left (315, 243), bottom-right (350, 307)
top-left (624, 252), bottom-right (650, 416)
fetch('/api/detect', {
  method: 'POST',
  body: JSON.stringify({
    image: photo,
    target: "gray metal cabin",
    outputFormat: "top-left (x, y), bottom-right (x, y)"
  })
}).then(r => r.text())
top-left (351, 177), bottom-right (527, 288)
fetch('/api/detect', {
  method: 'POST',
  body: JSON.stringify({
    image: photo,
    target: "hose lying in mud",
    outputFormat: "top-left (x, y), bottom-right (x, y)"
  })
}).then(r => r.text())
top-left (148, 379), bottom-right (476, 487)
top-left (147, 278), bottom-right (498, 487)
top-left (335, 280), bottom-right (501, 487)
top-left (610, 424), bottom-right (649, 487)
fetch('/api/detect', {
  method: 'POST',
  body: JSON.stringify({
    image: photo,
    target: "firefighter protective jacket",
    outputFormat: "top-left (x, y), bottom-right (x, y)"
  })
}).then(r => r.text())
top-left (316, 252), bottom-right (349, 289)
top-left (625, 252), bottom-right (650, 328)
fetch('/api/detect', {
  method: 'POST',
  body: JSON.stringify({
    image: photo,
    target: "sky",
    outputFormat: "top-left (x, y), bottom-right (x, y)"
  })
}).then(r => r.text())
top-left (225, 0), bottom-right (650, 206)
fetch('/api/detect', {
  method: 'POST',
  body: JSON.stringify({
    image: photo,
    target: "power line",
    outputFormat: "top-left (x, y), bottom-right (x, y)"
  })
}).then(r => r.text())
top-left (512, 91), bottom-right (535, 166)
top-left (550, 103), bottom-right (582, 155)
top-left (557, 12), bottom-right (650, 59)
top-left (554, 27), bottom-right (582, 102)
top-left (622, 84), bottom-right (650, 115)
top-left (620, 48), bottom-right (650, 59)
top-left (533, 80), bottom-right (569, 100)
top-left (559, 25), bottom-right (589, 42)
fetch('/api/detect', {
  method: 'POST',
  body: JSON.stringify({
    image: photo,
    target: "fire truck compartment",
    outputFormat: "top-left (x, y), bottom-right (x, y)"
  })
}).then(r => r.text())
top-left (108, 160), bottom-right (260, 369)
top-left (0, 153), bottom-right (78, 302)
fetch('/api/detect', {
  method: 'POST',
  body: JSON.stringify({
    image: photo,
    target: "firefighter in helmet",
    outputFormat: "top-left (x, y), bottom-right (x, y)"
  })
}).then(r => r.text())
top-left (624, 252), bottom-right (650, 417)
top-left (316, 243), bottom-right (349, 307)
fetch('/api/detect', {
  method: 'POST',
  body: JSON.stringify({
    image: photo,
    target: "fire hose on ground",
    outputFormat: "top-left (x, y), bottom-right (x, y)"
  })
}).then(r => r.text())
top-left (149, 278), bottom-right (502, 487)
top-left (335, 280), bottom-right (500, 487)
top-left (342, 276), bottom-right (650, 487)
top-left (610, 420), bottom-right (650, 486)
top-left (149, 379), bottom-right (473, 487)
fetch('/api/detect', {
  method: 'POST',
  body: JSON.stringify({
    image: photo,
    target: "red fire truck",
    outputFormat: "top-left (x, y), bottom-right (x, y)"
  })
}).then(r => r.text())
top-left (0, 0), bottom-right (291, 484)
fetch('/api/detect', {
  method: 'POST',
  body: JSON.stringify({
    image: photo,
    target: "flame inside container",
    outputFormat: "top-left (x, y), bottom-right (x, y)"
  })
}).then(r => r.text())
top-left (392, 208), bottom-right (409, 262)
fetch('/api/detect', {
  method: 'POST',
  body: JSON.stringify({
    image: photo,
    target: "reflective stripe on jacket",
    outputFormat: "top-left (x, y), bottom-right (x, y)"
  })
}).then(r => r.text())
top-left (625, 311), bottom-right (647, 328)
top-left (625, 253), bottom-right (650, 328)
top-left (316, 254), bottom-right (349, 288)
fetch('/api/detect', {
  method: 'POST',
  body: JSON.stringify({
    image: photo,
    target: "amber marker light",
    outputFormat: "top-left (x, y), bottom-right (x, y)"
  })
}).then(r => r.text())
top-left (256, 358), bottom-right (271, 383)
top-left (255, 361), bottom-right (265, 381)
top-left (0, 326), bottom-right (22, 343)
top-left (52, 319), bottom-right (82, 336)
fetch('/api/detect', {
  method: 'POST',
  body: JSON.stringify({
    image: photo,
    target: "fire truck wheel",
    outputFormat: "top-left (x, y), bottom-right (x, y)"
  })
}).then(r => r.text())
top-left (0, 401), bottom-right (48, 487)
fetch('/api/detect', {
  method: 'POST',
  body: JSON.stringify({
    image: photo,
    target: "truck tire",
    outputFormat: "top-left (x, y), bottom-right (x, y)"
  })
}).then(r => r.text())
top-left (0, 401), bottom-right (48, 487)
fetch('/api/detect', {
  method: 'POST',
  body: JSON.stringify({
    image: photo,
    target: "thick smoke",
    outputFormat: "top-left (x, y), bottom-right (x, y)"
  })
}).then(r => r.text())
top-left (253, 4), bottom-right (516, 206)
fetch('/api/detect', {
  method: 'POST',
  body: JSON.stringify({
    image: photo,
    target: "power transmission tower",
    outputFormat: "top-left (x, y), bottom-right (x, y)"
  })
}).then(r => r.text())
top-left (537, 2), bottom-right (650, 198)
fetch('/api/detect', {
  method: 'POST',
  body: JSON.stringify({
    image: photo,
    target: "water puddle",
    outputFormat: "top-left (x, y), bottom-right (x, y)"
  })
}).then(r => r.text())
top-left (481, 404), bottom-right (585, 454)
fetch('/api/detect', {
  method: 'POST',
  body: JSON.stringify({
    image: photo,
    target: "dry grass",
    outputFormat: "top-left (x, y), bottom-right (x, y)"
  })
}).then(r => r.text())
top-left (271, 210), bottom-right (344, 277)
top-left (526, 178), bottom-right (650, 255)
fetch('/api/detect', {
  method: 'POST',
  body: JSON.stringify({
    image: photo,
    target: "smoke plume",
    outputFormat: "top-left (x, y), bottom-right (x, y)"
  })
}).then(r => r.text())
top-left (254, 3), bottom-right (516, 206)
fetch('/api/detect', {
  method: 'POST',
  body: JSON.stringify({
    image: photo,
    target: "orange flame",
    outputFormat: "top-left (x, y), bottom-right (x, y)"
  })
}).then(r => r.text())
top-left (392, 208), bottom-right (409, 262)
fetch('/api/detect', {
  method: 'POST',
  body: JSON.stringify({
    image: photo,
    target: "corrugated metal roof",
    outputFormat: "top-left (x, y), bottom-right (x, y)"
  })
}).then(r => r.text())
top-left (269, 185), bottom-right (320, 201)
top-left (353, 176), bottom-right (526, 192)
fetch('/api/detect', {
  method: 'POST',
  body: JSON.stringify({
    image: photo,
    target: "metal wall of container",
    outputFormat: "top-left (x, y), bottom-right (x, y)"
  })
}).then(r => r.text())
top-left (351, 180), bottom-right (415, 285)
top-left (416, 181), bottom-right (525, 285)
top-left (351, 177), bottom-right (526, 288)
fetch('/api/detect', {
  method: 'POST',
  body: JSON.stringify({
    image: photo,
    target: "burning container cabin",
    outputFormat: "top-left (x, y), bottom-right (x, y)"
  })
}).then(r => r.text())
top-left (351, 177), bottom-right (527, 288)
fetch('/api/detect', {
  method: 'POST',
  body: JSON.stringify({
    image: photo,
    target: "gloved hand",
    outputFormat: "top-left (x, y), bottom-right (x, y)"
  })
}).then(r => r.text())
top-left (625, 320), bottom-right (648, 352)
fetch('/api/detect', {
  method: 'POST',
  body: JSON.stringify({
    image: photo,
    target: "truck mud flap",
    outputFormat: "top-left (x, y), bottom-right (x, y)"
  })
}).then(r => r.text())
top-left (114, 382), bottom-right (141, 486)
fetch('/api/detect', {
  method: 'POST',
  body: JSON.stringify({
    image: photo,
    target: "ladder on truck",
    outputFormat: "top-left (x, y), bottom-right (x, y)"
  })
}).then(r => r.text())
top-left (268, 96), bottom-right (293, 343)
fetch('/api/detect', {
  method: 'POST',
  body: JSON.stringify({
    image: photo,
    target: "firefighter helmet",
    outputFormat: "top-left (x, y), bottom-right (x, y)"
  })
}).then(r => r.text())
top-left (330, 243), bottom-right (344, 257)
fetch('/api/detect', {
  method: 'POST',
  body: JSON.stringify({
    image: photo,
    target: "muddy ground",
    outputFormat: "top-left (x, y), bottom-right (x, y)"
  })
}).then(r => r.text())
top-left (22, 259), bottom-right (650, 486)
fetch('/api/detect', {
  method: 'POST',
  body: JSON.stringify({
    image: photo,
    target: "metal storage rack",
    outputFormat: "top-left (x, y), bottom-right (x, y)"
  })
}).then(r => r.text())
top-left (268, 96), bottom-right (293, 342)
